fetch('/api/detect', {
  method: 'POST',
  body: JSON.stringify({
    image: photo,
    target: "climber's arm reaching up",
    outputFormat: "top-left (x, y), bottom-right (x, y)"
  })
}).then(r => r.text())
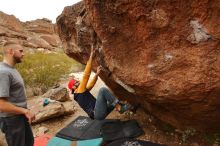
top-left (76, 46), bottom-right (96, 93)
top-left (87, 66), bottom-right (102, 91)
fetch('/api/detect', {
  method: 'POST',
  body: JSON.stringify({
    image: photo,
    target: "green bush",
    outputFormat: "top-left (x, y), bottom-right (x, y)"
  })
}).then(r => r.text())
top-left (15, 52), bottom-right (81, 91)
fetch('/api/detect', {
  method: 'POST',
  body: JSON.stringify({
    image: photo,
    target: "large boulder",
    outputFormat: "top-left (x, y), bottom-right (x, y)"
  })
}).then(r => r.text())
top-left (56, 0), bottom-right (220, 131)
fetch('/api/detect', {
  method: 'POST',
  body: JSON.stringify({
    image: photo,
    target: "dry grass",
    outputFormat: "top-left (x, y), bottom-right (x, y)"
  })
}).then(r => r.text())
top-left (15, 52), bottom-right (81, 91)
top-left (0, 50), bottom-right (82, 92)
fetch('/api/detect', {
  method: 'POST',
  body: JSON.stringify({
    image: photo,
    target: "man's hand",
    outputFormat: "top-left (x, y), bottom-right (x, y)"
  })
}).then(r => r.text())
top-left (23, 109), bottom-right (35, 124)
top-left (96, 66), bottom-right (102, 75)
top-left (0, 99), bottom-right (35, 123)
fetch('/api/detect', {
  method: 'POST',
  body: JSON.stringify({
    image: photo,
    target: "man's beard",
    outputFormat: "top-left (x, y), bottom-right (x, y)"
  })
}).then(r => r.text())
top-left (13, 56), bottom-right (22, 63)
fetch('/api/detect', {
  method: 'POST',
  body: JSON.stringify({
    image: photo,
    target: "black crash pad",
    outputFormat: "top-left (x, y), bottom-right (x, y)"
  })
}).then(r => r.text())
top-left (101, 120), bottom-right (144, 141)
top-left (56, 116), bottom-right (118, 141)
top-left (106, 138), bottom-right (165, 146)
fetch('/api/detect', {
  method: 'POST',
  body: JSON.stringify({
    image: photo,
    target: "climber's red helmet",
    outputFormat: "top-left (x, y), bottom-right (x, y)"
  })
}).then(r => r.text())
top-left (68, 73), bottom-right (80, 91)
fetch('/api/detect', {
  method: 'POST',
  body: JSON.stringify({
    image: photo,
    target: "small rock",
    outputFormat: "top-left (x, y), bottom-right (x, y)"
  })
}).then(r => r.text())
top-left (35, 126), bottom-right (48, 137)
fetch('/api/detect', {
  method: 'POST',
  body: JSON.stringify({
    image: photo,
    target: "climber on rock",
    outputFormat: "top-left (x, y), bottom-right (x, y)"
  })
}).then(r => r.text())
top-left (68, 46), bottom-right (133, 120)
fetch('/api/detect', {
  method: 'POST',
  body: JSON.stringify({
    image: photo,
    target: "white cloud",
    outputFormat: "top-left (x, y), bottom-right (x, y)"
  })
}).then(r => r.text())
top-left (0, 0), bottom-right (81, 23)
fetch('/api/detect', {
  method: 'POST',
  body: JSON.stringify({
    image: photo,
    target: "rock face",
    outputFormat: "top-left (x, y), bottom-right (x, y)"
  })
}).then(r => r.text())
top-left (0, 11), bottom-right (61, 49)
top-left (0, 11), bottom-right (24, 32)
top-left (57, 0), bottom-right (220, 131)
top-left (24, 18), bottom-right (55, 34)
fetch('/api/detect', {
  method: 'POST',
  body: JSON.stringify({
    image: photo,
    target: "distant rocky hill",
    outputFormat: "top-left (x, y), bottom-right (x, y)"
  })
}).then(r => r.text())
top-left (0, 11), bottom-right (61, 50)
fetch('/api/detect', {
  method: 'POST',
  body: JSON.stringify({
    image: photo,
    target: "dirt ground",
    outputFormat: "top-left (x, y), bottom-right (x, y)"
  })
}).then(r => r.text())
top-left (0, 99), bottom-right (217, 146)
top-left (0, 75), bottom-right (218, 146)
top-left (30, 100), bottom-right (216, 146)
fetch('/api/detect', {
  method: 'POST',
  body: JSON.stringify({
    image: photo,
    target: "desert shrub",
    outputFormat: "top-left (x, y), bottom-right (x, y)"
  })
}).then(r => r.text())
top-left (15, 52), bottom-right (81, 91)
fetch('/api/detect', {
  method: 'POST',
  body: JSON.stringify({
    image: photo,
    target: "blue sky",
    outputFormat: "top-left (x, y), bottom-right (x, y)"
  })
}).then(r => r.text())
top-left (0, 0), bottom-right (81, 23)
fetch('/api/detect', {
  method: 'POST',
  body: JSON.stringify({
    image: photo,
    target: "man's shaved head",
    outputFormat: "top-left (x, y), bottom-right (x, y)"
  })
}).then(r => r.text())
top-left (2, 42), bottom-right (22, 55)
top-left (1, 41), bottom-right (24, 64)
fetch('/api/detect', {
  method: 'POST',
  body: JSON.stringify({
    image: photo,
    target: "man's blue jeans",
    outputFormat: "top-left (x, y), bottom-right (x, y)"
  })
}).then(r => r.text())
top-left (94, 87), bottom-right (119, 120)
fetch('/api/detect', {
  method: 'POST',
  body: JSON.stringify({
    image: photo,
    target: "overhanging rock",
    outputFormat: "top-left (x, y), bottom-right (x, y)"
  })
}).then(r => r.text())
top-left (57, 0), bottom-right (220, 132)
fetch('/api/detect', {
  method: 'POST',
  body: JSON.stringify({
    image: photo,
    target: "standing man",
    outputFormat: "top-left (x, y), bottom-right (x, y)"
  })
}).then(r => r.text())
top-left (0, 42), bottom-right (35, 146)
